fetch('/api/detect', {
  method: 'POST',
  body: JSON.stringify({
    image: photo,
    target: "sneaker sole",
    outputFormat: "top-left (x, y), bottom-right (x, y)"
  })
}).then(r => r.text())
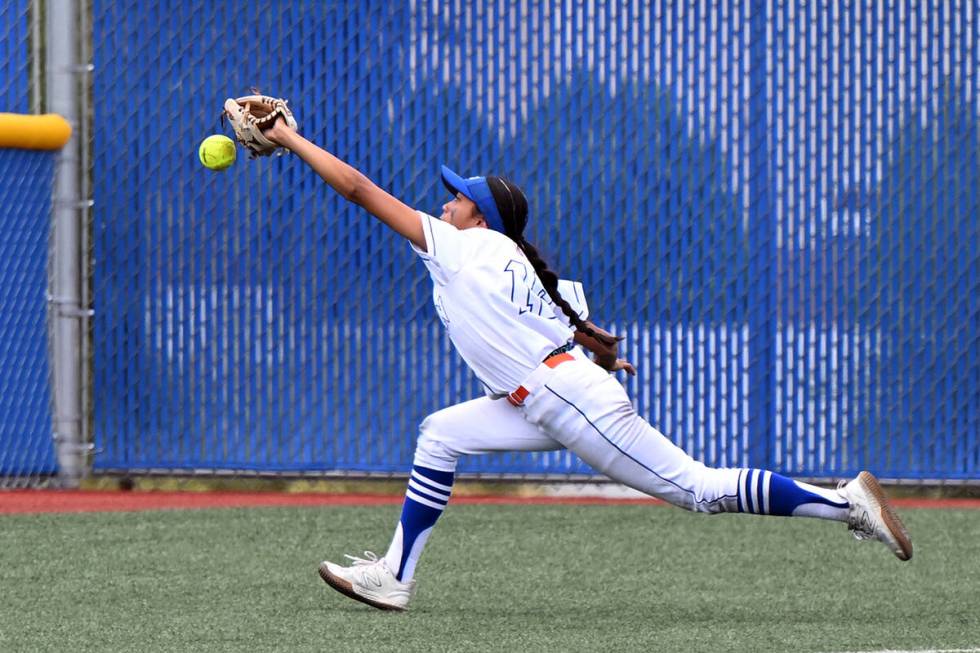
top-left (317, 562), bottom-right (408, 612)
top-left (859, 471), bottom-right (913, 561)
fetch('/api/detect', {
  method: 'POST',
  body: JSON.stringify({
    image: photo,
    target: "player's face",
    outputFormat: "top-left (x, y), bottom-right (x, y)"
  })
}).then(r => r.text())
top-left (440, 194), bottom-right (487, 230)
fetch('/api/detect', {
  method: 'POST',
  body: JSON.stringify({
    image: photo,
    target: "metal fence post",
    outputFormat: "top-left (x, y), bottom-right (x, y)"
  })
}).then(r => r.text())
top-left (746, 0), bottom-right (775, 471)
top-left (47, 0), bottom-right (90, 486)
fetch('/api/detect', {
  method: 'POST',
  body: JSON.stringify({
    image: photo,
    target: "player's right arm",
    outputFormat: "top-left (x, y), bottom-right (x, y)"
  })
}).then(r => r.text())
top-left (265, 119), bottom-right (425, 249)
top-left (574, 321), bottom-right (637, 376)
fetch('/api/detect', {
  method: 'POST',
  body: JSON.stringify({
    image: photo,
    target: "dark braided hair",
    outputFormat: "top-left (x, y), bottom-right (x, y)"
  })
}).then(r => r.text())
top-left (485, 176), bottom-right (618, 347)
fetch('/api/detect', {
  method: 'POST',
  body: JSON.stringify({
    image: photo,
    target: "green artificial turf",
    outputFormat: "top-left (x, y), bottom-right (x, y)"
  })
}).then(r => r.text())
top-left (1, 503), bottom-right (977, 652)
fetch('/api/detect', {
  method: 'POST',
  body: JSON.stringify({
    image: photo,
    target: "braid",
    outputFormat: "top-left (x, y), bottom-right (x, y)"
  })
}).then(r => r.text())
top-left (485, 174), bottom-right (620, 349)
top-left (518, 239), bottom-right (617, 346)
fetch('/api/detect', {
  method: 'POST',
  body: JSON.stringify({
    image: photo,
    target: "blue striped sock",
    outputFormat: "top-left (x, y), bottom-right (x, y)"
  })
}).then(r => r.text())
top-left (384, 465), bottom-right (454, 582)
top-left (737, 469), bottom-right (848, 520)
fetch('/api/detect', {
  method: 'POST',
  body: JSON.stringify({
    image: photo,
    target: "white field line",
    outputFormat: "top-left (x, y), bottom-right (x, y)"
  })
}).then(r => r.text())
top-left (824, 648), bottom-right (980, 653)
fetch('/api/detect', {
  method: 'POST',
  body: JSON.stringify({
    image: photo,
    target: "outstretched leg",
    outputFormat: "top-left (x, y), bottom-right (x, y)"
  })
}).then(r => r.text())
top-left (319, 395), bottom-right (563, 610)
top-left (522, 357), bottom-right (912, 560)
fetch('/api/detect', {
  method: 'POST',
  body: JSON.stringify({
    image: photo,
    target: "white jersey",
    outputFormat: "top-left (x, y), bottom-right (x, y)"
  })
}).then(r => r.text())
top-left (411, 211), bottom-right (588, 396)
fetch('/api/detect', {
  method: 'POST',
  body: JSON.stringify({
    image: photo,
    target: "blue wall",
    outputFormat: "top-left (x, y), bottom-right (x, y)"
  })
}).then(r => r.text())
top-left (0, 0), bottom-right (57, 478)
top-left (91, 2), bottom-right (980, 479)
top-left (0, 149), bottom-right (57, 476)
top-left (0, 0), bottom-right (29, 112)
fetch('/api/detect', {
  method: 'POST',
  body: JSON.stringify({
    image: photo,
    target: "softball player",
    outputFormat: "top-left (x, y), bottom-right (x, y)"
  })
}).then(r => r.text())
top-left (262, 119), bottom-right (913, 612)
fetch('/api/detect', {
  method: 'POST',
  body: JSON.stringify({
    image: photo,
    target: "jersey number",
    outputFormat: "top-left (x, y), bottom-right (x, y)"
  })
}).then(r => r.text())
top-left (504, 260), bottom-right (554, 317)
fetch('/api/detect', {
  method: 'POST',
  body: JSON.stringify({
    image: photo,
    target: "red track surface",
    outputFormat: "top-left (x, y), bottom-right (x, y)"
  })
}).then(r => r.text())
top-left (1, 490), bottom-right (978, 514)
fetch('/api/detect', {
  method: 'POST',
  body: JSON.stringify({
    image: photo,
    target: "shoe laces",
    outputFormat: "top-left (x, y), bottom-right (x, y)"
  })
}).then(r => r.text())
top-left (344, 551), bottom-right (383, 566)
top-left (343, 551), bottom-right (388, 586)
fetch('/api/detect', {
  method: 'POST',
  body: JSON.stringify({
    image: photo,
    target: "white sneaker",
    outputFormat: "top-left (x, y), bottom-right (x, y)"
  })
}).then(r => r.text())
top-left (318, 551), bottom-right (415, 611)
top-left (839, 471), bottom-right (913, 561)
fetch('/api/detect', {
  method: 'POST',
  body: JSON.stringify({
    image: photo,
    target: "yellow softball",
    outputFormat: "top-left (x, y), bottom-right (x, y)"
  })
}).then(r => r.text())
top-left (198, 134), bottom-right (236, 171)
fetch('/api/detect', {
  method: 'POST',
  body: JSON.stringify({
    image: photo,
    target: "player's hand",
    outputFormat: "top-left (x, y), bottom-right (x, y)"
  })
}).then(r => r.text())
top-left (609, 358), bottom-right (637, 376)
top-left (222, 94), bottom-right (297, 157)
top-left (591, 352), bottom-right (636, 376)
top-left (263, 116), bottom-right (297, 147)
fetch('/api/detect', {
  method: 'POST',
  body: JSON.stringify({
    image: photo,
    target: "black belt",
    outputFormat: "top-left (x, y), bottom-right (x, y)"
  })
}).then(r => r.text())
top-left (507, 342), bottom-right (577, 407)
top-left (545, 342), bottom-right (574, 360)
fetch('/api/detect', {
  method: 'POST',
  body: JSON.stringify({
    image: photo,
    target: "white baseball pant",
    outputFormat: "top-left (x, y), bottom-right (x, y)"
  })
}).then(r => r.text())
top-left (413, 349), bottom-right (741, 513)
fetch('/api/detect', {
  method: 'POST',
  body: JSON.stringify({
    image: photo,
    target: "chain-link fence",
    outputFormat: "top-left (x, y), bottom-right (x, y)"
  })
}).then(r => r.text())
top-left (0, 149), bottom-right (58, 486)
top-left (90, 1), bottom-right (979, 480)
top-left (0, 0), bottom-right (29, 111)
top-left (2, 1), bottom-right (979, 486)
top-left (0, 0), bottom-right (59, 487)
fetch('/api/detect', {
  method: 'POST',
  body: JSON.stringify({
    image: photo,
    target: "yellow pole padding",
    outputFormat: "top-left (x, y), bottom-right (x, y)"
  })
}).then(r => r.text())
top-left (0, 113), bottom-right (72, 150)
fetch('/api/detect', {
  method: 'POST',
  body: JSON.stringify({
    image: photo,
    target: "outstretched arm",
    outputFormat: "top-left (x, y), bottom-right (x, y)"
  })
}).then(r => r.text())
top-left (265, 119), bottom-right (425, 249)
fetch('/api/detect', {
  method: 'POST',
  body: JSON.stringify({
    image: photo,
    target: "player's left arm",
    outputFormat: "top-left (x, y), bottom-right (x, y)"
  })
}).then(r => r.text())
top-left (265, 119), bottom-right (426, 249)
top-left (573, 321), bottom-right (637, 376)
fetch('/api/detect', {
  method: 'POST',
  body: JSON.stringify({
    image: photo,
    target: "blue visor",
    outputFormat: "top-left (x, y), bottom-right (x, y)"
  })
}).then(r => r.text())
top-left (440, 165), bottom-right (505, 234)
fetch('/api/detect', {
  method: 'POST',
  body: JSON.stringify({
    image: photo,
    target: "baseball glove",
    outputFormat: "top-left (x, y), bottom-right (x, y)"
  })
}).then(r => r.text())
top-left (222, 94), bottom-right (298, 157)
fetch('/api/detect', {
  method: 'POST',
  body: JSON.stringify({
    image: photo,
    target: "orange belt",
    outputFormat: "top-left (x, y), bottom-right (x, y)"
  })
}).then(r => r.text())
top-left (506, 352), bottom-right (575, 407)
